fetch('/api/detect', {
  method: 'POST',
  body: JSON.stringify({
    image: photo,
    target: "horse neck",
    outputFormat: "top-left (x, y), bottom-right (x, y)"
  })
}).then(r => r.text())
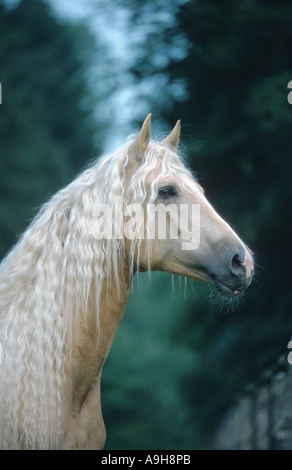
top-left (97, 262), bottom-right (133, 356)
top-left (67, 261), bottom-right (133, 387)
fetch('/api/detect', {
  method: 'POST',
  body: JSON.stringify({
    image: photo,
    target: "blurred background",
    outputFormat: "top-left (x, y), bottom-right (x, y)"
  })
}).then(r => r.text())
top-left (0, 0), bottom-right (291, 449)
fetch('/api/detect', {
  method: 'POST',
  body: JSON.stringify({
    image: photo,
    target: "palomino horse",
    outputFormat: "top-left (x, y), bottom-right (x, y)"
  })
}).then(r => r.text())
top-left (0, 114), bottom-right (254, 449)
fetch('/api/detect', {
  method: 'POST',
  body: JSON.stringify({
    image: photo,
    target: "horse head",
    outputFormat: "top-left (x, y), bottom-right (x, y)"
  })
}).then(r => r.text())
top-left (123, 114), bottom-right (254, 298)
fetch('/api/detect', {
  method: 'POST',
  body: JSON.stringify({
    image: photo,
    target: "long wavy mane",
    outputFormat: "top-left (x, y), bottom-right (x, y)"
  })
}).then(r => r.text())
top-left (0, 137), bottom-right (193, 449)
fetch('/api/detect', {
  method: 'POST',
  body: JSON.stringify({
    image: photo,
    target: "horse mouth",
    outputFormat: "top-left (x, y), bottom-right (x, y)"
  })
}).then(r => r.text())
top-left (189, 266), bottom-right (248, 297)
top-left (210, 274), bottom-right (244, 298)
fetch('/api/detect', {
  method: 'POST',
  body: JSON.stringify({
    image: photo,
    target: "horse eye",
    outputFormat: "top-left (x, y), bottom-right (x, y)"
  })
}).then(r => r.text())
top-left (158, 186), bottom-right (177, 199)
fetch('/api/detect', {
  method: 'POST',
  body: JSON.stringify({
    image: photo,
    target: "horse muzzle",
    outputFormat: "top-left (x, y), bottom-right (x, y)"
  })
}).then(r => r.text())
top-left (209, 245), bottom-right (255, 298)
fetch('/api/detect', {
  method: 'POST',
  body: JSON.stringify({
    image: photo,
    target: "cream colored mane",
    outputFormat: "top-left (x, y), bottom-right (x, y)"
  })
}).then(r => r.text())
top-left (0, 133), bottom-right (193, 449)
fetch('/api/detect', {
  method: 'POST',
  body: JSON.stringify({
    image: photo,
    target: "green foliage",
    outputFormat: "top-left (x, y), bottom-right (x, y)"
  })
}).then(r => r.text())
top-left (157, 0), bottom-right (292, 447)
top-left (102, 0), bottom-right (292, 449)
top-left (1, 0), bottom-right (291, 451)
top-left (0, 0), bottom-right (96, 257)
top-left (102, 272), bottom-right (197, 450)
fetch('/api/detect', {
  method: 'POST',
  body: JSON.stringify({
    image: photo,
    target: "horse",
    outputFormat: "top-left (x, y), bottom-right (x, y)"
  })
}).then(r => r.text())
top-left (0, 114), bottom-right (254, 449)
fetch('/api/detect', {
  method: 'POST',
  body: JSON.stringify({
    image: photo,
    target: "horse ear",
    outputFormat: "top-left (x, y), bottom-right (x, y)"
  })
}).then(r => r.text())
top-left (129, 113), bottom-right (152, 161)
top-left (160, 120), bottom-right (181, 151)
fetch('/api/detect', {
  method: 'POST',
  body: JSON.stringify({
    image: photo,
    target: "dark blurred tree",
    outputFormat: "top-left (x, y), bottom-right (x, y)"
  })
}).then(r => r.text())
top-left (0, 0), bottom-right (97, 258)
top-left (92, 0), bottom-right (292, 449)
top-left (102, 272), bottom-right (197, 450)
top-left (156, 0), bottom-right (292, 447)
top-left (2, 0), bottom-right (291, 450)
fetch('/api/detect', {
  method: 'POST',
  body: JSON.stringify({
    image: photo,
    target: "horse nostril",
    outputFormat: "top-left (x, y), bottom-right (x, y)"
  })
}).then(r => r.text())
top-left (230, 253), bottom-right (244, 276)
